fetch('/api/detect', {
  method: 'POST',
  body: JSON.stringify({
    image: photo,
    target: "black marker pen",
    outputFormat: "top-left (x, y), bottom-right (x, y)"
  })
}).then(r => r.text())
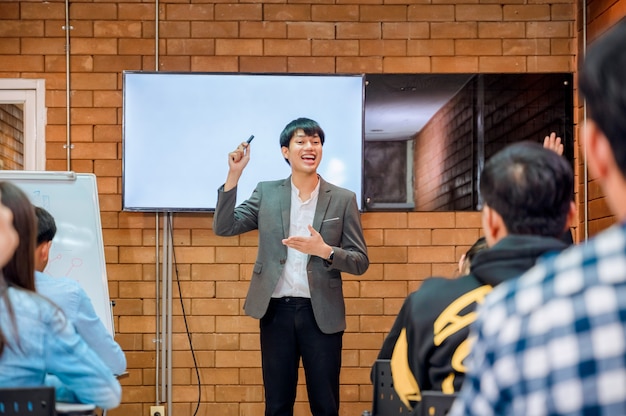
top-left (247, 135), bottom-right (255, 144)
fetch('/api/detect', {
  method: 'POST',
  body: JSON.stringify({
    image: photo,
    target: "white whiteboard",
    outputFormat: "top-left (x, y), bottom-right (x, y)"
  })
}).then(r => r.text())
top-left (0, 171), bottom-right (113, 335)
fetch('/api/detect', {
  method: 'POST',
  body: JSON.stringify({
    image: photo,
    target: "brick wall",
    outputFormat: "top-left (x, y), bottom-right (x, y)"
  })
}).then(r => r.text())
top-left (0, 103), bottom-right (24, 170)
top-left (415, 88), bottom-right (474, 211)
top-left (0, 0), bottom-right (588, 415)
top-left (414, 73), bottom-right (573, 212)
top-left (577, 0), bottom-right (626, 237)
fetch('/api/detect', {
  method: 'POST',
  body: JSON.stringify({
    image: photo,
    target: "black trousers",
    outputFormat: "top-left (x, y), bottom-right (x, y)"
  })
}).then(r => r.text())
top-left (260, 297), bottom-right (343, 416)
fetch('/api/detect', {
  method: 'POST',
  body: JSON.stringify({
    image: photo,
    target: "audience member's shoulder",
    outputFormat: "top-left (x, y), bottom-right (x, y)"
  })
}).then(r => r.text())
top-left (35, 272), bottom-right (84, 313)
top-left (409, 274), bottom-right (481, 299)
top-left (581, 221), bottom-right (626, 257)
top-left (6, 286), bottom-right (66, 328)
top-left (536, 224), bottom-right (625, 279)
top-left (550, 223), bottom-right (626, 287)
top-left (485, 225), bottom-right (626, 319)
top-left (416, 275), bottom-right (457, 290)
top-left (36, 271), bottom-right (82, 291)
top-left (8, 285), bottom-right (52, 311)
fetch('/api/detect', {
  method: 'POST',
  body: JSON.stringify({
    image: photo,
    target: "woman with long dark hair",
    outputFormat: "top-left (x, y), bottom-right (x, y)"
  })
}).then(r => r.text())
top-left (0, 181), bottom-right (121, 409)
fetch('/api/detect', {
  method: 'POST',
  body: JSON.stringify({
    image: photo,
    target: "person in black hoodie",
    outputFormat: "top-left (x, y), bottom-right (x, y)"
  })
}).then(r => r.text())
top-left (374, 141), bottom-right (576, 411)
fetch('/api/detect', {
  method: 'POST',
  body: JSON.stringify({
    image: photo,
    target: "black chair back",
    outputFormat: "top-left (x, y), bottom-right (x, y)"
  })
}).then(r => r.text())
top-left (0, 387), bottom-right (55, 416)
top-left (418, 391), bottom-right (457, 416)
top-left (370, 359), bottom-right (414, 416)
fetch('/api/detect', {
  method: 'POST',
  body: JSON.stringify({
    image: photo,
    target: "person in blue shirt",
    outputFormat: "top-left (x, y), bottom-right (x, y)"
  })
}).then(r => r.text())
top-left (34, 206), bottom-right (127, 377)
top-left (0, 181), bottom-right (121, 409)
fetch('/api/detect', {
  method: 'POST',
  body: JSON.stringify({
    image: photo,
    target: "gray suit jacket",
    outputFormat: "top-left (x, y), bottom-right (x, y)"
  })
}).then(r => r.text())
top-left (213, 176), bottom-right (369, 334)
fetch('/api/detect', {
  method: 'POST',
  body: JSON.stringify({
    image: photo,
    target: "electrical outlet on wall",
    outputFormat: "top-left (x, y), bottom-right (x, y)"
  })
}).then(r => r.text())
top-left (150, 405), bottom-right (165, 416)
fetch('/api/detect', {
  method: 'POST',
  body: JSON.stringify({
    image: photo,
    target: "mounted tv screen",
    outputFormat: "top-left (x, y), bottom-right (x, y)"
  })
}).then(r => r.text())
top-left (122, 72), bottom-right (364, 212)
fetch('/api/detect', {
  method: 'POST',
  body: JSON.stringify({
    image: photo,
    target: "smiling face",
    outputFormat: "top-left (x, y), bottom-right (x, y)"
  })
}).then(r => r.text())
top-left (281, 129), bottom-right (323, 175)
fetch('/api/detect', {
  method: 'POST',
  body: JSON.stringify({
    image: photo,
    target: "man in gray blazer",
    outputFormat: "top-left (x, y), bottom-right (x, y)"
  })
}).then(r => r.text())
top-left (214, 117), bottom-right (369, 416)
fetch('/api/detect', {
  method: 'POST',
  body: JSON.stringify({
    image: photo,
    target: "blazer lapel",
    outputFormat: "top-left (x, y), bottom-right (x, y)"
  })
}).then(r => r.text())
top-left (312, 177), bottom-right (331, 233)
top-left (307, 178), bottom-right (332, 265)
top-left (279, 177), bottom-right (291, 239)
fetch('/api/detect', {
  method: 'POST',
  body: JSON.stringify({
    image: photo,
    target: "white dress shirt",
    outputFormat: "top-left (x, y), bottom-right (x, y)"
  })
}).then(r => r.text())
top-left (271, 178), bottom-right (320, 298)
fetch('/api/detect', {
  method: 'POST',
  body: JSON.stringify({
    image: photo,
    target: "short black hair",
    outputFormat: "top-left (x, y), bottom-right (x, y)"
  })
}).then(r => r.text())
top-left (279, 118), bottom-right (325, 164)
top-left (480, 141), bottom-right (573, 238)
top-left (34, 206), bottom-right (57, 245)
top-left (579, 18), bottom-right (626, 177)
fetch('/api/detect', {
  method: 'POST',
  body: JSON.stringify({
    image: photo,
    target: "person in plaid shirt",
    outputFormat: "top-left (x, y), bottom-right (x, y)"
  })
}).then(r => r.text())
top-left (450, 18), bottom-right (626, 416)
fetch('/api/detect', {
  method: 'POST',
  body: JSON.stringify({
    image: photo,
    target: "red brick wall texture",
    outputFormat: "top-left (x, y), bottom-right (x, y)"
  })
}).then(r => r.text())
top-left (2, 0), bottom-right (624, 414)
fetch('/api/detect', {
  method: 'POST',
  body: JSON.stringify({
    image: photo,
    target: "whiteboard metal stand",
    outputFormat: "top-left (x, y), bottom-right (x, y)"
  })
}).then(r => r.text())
top-left (156, 213), bottom-right (173, 416)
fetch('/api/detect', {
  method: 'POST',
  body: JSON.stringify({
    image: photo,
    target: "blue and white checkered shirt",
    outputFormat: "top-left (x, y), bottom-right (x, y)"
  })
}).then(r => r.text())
top-left (450, 223), bottom-right (626, 416)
